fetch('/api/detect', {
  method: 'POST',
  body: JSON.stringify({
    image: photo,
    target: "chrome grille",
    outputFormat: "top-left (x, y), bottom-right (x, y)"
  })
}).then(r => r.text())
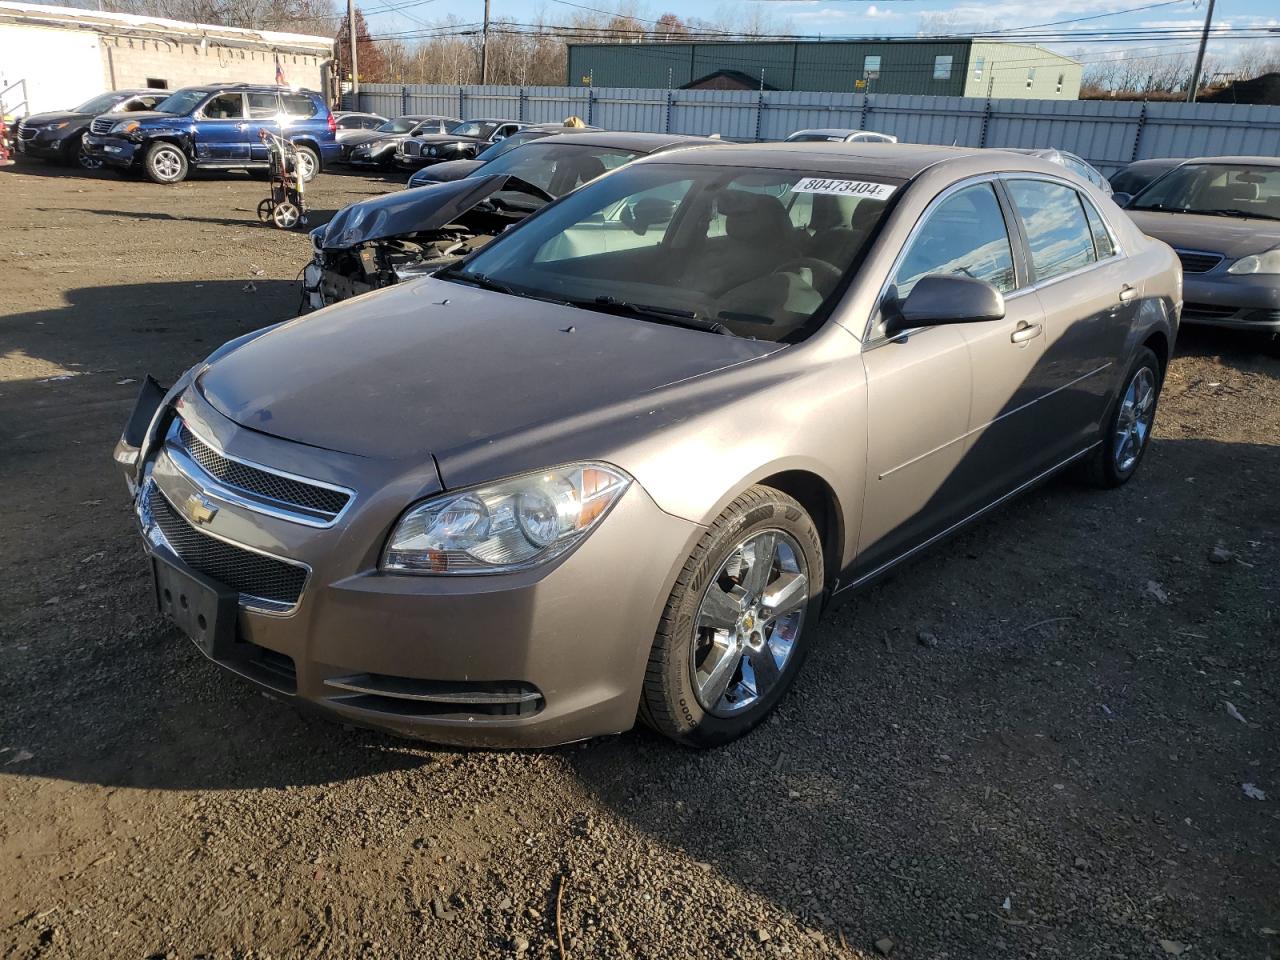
top-left (1175, 250), bottom-right (1224, 274)
top-left (178, 423), bottom-right (350, 519)
top-left (17, 123), bottom-right (37, 141)
top-left (145, 484), bottom-right (308, 608)
top-left (90, 117), bottom-right (113, 135)
top-left (400, 140), bottom-right (419, 157)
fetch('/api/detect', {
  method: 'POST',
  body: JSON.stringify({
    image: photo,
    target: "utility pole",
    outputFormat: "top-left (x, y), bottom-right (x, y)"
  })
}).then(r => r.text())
top-left (480, 0), bottom-right (491, 84)
top-left (348, 0), bottom-right (359, 98)
top-left (1186, 0), bottom-right (1215, 103)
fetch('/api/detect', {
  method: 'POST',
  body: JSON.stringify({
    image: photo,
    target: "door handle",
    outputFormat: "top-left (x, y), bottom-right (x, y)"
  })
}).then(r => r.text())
top-left (237, 122), bottom-right (249, 131)
top-left (1118, 285), bottom-right (1137, 302)
top-left (1010, 321), bottom-right (1042, 344)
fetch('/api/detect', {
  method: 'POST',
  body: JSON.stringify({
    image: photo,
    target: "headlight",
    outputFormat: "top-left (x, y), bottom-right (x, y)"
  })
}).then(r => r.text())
top-left (382, 463), bottom-right (630, 574)
top-left (1227, 248), bottom-right (1280, 275)
top-left (426, 146), bottom-right (437, 156)
top-left (111, 120), bottom-right (140, 135)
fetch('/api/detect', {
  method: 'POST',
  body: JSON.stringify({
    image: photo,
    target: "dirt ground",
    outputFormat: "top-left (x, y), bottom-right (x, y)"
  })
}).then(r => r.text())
top-left (0, 161), bottom-right (1277, 960)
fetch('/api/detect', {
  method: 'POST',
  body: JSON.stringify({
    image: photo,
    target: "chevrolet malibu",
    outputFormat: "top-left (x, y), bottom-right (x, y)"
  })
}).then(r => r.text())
top-left (115, 143), bottom-right (1180, 749)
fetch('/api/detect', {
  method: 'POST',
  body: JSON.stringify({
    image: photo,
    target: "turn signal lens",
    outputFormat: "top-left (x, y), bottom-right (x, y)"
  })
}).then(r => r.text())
top-left (111, 120), bottom-right (140, 136)
top-left (382, 463), bottom-right (630, 575)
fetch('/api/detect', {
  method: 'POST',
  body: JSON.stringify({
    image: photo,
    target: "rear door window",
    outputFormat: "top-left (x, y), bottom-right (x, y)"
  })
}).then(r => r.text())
top-left (893, 182), bottom-right (1016, 298)
top-left (1079, 195), bottom-right (1117, 260)
top-left (247, 93), bottom-right (279, 118)
top-left (1006, 179), bottom-right (1097, 282)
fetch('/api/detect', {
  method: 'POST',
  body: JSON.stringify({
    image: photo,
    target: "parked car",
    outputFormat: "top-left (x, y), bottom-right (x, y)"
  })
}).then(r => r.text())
top-left (996, 147), bottom-right (1112, 194)
top-left (785, 128), bottom-right (898, 144)
top-left (306, 131), bottom-right (721, 307)
top-left (82, 83), bottom-right (338, 184)
top-left (406, 122), bottom-right (605, 189)
top-left (396, 118), bottom-right (527, 170)
top-left (344, 115), bottom-right (458, 168)
top-left (1109, 157), bottom-right (1183, 196)
top-left (332, 111), bottom-right (388, 157)
top-left (14, 89), bottom-right (168, 169)
top-left (116, 143), bottom-right (1178, 749)
top-left (1117, 156), bottom-right (1279, 332)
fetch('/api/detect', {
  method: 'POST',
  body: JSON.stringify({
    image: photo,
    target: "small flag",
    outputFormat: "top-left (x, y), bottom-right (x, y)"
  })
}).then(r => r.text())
top-left (275, 56), bottom-right (286, 86)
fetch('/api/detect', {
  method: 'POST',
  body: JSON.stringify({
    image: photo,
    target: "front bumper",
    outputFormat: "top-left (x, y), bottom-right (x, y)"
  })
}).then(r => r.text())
top-left (14, 131), bottom-right (66, 159)
top-left (83, 133), bottom-right (140, 168)
top-left (346, 146), bottom-right (395, 167)
top-left (1181, 274), bottom-right (1280, 332)
top-left (121, 387), bottom-right (698, 747)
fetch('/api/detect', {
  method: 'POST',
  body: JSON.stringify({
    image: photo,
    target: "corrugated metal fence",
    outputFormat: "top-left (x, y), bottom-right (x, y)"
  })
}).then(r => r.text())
top-left (347, 84), bottom-right (1280, 174)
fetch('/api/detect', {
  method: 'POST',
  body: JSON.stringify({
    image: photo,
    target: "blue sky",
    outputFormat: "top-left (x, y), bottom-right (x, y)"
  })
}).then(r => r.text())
top-left (359, 0), bottom-right (1279, 72)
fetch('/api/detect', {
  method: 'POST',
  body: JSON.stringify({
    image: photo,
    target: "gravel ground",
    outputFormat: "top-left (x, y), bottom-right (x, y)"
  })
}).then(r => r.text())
top-left (0, 162), bottom-right (1277, 960)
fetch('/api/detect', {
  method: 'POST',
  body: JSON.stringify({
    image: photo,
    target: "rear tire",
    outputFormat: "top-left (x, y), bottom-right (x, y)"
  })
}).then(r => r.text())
top-left (294, 145), bottom-right (319, 183)
top-left (143, 142), bottom-right (188, 184)
top-left (639, 485), bottom-right (824, 748)
top-left (1078, 346), bottom-right (1162, 488)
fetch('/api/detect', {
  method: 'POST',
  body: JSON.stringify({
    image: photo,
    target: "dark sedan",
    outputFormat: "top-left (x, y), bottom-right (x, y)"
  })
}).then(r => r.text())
top-left (344, 116), bottom-right (459, 168)
top-left (406, 123), bottom-right (604, 189)
top-left (1119, 156), bottom-right (1280, 332)
top-left (14, 89), bottom-right (167, 169)
top-left (395, 118), bottom-right (525, 170)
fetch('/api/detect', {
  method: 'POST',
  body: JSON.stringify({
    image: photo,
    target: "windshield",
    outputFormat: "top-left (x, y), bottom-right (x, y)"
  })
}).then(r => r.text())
top-left (480, 142), bottom-right (640, 198)
top-left (1130, 162), bottom-right (1280, 219)
top-left (444, 162), bottom-right (899, 342)
top-left (448, 121), bottom-right (497, 139)
top-left (154, 88), bottom-right (206, 116)
top-left (74, 92), bottom-right (128, 115)
top-left (377, 118), bottom-right (419, 134)
top-left (788, 133), bottom-right (847, 143)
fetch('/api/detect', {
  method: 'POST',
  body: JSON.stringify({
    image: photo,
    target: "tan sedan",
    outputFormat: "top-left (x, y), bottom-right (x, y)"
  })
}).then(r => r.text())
top-left (116, 143), bottom-right (1181, 748)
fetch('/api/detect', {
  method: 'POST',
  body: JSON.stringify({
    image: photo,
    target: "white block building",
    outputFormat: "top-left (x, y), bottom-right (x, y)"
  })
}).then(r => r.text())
top-left (0, 2), bottom-right (333, 116)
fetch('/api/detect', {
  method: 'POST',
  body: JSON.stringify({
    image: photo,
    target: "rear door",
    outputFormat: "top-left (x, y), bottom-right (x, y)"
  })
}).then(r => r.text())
top-left (246, 92), bottom-right (282, 161)
top-left (195, 92), bottom-right (249, 161)
top-left (1003, 177), bottom-right (1132, 461)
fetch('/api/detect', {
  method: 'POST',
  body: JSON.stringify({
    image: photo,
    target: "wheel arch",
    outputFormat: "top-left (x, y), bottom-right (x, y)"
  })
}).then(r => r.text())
top-left (748, 469), bottom-right (845, 597)
top-left (1142, 328), bottom-right (1170, 374)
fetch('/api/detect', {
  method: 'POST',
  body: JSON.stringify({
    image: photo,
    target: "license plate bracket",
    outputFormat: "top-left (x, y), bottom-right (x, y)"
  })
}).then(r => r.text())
top-left (151, 553), bottom-right (239, 659)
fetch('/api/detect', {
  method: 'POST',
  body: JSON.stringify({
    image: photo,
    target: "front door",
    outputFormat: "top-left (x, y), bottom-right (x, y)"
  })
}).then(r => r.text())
top-left (854, 180), bottom-right (1046, 579)
top-left (195, 92), bottom-right (250, 161)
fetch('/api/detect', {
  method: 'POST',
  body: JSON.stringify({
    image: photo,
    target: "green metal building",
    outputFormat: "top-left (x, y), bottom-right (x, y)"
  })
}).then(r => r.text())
top-left (567, 40), bottom-right (1082, 99)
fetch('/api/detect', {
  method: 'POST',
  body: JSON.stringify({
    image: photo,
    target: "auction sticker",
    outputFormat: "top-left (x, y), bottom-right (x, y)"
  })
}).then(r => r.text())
top-left (793, 178), bottom-right (897, 200)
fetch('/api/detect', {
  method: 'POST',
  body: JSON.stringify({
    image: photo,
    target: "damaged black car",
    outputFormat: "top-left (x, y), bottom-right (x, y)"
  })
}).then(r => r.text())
top-left (303, 131), bottom-right (721, 309)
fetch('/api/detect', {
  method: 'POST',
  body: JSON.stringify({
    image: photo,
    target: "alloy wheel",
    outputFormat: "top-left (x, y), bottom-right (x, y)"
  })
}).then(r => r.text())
top-left (77, 146), bottom-right (102, 170)
top-left (690, 529), bottom-right (808, 717)
top-left (1114, 366), bottom-right (1156, 474)
top-left (153, 147), bottom-right (183, 181)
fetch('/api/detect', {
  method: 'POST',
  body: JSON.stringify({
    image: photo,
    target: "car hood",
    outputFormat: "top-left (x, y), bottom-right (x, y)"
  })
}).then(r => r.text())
top-left (1126, 210), bottom-right (1280, 259)
top-left (411, 134), bottom-right (485, 145)
top-left (345, 130), bottom-right (402, 148)
top-left (317, 174), bottom-right (529, 248)
top-left (195, 276), bottom-right (778, 461)
top-left (21, 110), bottom-right (88, 127)
top-left (410, 159), bottom-right (484, 186)
top-left (95, 109), bottom-right (177, 125)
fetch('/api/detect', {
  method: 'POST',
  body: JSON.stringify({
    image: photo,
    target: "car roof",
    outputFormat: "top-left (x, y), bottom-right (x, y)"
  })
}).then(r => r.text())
top-left (1122, 157), bottom-right (1183, 168)
top-left (635, 140), bottom-right (996, 179)
top-left (175, 83), bottom-right (319, 93)
top-left (791, 128), bottom-right (875, 137)
top-left (463, 118), bottom-right (521, 125)
top-left (401, 114), bottom-right (457, 121)
top-left (532, 131), bottom-right (723, 152)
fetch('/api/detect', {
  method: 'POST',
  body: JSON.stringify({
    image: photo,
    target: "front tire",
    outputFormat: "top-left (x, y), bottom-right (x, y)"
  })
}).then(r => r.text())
top-left (143, 142), bottom-right (188, 184)
top-left (1079, 346), bottom-right (1162, 488)
top-left (639, 485), bottom-right (824, 748)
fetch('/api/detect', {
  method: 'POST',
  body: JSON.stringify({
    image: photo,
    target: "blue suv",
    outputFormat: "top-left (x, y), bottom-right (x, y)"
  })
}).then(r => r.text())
top-left (83, 83), bottom-right (338, 184)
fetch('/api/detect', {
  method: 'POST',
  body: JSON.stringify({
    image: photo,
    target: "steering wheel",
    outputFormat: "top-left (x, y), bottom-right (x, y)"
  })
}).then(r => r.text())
top-left (772, 257), bottom-right (843, 295)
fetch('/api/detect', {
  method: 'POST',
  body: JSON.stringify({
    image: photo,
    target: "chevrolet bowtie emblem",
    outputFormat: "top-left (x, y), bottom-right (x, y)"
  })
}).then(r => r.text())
top-left (183, 493), bottom-right (218, 525)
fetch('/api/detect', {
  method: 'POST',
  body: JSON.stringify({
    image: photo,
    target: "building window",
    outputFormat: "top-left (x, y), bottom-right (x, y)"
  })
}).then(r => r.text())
top-left (973, 57), bottom-right (985, 80)
top-left (1057, 72), bottom-right (1065, 93)
top-left (863, 55), bottom-right (881, 80)
top-left (145, 77), bottom-right (168, 89)
top-left (933, 55), bottom-right (953, 80)
top-left (1026, 67), bottom-right (1036, 89)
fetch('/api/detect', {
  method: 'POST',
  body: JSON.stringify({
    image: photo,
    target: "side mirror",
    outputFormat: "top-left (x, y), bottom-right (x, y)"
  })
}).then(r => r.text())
top-left (1111, 192), bottom-right (1133, 208)
top-left (884, 275), bottom-right (1005, 337)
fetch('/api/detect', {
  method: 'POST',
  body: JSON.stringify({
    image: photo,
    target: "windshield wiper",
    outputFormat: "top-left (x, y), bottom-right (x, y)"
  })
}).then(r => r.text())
top-left (1197, 208), bottom-right (1280, 221)
top-left (439, 270), bottom-right (516, 295)
top-left (575, 296), bottom-right (729, 335)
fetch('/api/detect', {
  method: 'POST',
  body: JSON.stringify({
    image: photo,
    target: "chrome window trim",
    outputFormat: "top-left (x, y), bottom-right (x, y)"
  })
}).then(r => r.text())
top-left (138, 480), bottom-right (311, 617)
top-left (863, 170), bottom-right (1129, 344)
top-left (167, 419), bottom-right (355, 528)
